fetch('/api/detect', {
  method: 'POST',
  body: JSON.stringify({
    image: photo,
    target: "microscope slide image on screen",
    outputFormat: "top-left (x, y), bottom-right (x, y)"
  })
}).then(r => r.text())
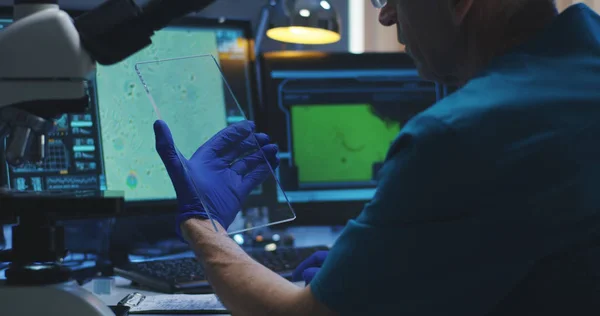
top-left (134, 55), bottom-right (295, 234)
top-left (272, 71), bottom-right (439, 203)
top-left (94, 26), bottom-right (263, 204)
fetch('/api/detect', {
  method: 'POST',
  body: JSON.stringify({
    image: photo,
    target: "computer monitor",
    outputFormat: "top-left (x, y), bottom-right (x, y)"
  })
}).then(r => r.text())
top-left (0, 11), bottom-right (273, 211)
top-left (260, 52), bottom-right (447, 223)
top-left (0, 10), bottom-right (275, 255)
top-left (95, 19), bottom-right (260, 203)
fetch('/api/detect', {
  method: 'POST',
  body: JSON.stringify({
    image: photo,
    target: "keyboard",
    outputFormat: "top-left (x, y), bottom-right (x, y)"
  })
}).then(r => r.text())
top-left (114, 245), bottom-right (329, 294)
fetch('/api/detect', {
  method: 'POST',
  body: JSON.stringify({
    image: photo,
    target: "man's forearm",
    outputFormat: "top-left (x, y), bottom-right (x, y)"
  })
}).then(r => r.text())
top-left (181, 218), bottom-right (332, 316)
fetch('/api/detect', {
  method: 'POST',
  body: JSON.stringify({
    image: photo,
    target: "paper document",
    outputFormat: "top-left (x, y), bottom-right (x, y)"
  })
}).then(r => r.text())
top-left (128, 294), bottom-right (228, 314)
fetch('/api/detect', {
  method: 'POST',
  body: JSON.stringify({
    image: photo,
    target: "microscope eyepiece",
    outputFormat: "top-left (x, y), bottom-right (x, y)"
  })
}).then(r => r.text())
top-left (140, 0), bottom-right (217, 31)
top-left (74, 0), bottom-right (218, 65)
top-left (14, 0), bottom-right (58, 4)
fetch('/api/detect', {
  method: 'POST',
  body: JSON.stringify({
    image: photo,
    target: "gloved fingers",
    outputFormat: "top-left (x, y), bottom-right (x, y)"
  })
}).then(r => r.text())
top-left (252, 142), bottom-right (279, 168)
top-left (252, 133), bottom-right (271, 147)
top-left (154, 120), bottom-right (195, 201)
top-left (292, 251), bottom-right (329, 281)
top-left (154, 120), bottom-right (176, 156)
top-left (230, 144), bottom-right (278, 175)
top-left (230, 153), bottom-right (262, 176)
top-left (154, 120), bottom-right (186, 177)
top-left (239, 163), bottom-right (274, 196)
top-left (239, 145), bottom-right (280, 195)
top-left (263, 143), bottom-right (279, 167)
top-left (206, 121), bottom-right (255, 157)
top-left (220, 133), bottom-right (270, 162)
top-left (303, 268), bottom-right (320, 285)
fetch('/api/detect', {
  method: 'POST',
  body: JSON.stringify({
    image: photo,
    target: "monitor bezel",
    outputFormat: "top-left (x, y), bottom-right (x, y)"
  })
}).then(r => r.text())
top-left (259, 51), bottom-right (445, 226)
top-left (0, 7), bottom-right (263, 216)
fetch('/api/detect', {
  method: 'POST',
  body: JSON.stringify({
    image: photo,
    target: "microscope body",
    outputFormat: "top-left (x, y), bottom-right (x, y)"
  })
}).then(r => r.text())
top-left (0, 281), bottom-right (115, 316)
top-left (0, 4), bottom-right (94, 166)
top-left (0, 9), bottom-right (107, 313)
top-left (0, 4), bottom-right (94, 111)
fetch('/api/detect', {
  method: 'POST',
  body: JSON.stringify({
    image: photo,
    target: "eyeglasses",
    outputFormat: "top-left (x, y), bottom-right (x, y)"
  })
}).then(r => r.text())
top-left (371, 0), bottom-right (387, 9)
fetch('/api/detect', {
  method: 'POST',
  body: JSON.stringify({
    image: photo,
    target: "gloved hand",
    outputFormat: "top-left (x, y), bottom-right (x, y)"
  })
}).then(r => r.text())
top-left (292, 250), bottom-right (328, 285)
top-left (153, 120), bottom-right (279, 239)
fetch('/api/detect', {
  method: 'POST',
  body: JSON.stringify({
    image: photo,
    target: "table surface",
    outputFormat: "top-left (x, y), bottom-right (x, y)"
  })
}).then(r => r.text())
top-left (84, 277), bottom-right (306, 316)
top-left (83, 226), bottom-right (341, 315)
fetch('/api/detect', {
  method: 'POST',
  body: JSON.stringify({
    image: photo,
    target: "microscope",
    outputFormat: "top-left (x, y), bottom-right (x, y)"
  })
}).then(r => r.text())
top-left (0, 0), bottom-right (218, 314)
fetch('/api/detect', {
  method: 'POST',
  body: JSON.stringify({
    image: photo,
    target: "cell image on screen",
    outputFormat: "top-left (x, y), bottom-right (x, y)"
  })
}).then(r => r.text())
top-left (290, 104), bottom-right (400, 186)
top-left (96, 28), bottom-right (226, 201)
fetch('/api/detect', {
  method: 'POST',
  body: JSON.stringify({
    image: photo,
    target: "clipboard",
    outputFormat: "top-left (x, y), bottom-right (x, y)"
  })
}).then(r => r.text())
top-left (118, 292), bottom-right (229, 314)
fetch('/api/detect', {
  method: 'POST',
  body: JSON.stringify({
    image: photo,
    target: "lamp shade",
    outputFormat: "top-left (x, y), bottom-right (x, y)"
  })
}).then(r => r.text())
top-left (266, 0), bottom-right (341, 45)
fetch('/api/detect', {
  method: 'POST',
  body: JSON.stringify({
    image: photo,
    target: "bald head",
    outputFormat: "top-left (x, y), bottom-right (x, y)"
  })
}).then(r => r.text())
top-left (378, 0), bottom-right (558, 85)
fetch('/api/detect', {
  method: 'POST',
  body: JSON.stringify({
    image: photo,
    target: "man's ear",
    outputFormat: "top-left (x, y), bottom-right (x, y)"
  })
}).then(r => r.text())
top-left (450, 0), bottom-right (474, 25)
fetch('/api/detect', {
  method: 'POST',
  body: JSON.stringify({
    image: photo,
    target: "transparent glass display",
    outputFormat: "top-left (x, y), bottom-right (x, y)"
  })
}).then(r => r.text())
top-left (135, 55), bottom-right (295, 234)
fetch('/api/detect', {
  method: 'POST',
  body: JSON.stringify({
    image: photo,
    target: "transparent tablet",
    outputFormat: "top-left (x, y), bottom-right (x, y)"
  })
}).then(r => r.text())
top-left (134, 55), bottom-right (295, 234)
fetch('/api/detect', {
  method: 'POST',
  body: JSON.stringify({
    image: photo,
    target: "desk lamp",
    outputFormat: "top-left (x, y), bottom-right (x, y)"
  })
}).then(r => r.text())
top-left (254, 0), bottom-right (341, 105)
top-left (266, 0), bottom-right (341, 45)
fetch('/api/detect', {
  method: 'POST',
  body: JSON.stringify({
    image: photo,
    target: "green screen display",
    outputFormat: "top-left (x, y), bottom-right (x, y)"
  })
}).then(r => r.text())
top-left (290, 104), bottom-right (400, 184)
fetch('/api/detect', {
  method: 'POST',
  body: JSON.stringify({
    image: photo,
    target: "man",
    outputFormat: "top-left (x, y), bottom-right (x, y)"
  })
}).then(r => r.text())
top-left (154, 0), bottom-right (600, 315)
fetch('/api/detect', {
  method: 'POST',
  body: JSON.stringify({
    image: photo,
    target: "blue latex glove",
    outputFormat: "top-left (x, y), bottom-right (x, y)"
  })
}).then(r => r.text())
top-left (153, 120), bottom-right (279, 239)
top-left (292, 250), bottom-right (328, 285)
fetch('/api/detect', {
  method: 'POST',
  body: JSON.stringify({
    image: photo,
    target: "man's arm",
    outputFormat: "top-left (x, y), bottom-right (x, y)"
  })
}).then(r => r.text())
top-left (181, 218), bottom-right (336, 316)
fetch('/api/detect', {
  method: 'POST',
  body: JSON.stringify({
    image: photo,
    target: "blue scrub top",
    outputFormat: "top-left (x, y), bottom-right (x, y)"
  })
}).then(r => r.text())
top-left (310, 4), bottom-right (600, 315)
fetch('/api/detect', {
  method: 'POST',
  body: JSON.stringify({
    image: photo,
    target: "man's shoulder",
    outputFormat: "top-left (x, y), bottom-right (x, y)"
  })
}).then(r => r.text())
top-left (384, 76), bottom-right (531, 177)
top-left (400, 76), bottom-right (543, 152)
top-left (416, 78), bottom-right (518, 129)
top-left (386, 114), bottom-right (455, 162)
top-left (386, 81), bottom-right (503, 159)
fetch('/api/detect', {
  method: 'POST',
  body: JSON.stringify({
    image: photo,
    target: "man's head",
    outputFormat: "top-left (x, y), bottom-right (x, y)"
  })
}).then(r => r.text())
top-left (377, 0), bottom-right (558, 85)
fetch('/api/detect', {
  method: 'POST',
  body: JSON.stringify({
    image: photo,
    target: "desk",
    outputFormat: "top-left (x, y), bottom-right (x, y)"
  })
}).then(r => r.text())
top-left (84, 273), bottom-right (306, 315)
top-left (82, 226), bottom-right (339, 315)
top-left (1, 226), bottom-right (340, 315)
